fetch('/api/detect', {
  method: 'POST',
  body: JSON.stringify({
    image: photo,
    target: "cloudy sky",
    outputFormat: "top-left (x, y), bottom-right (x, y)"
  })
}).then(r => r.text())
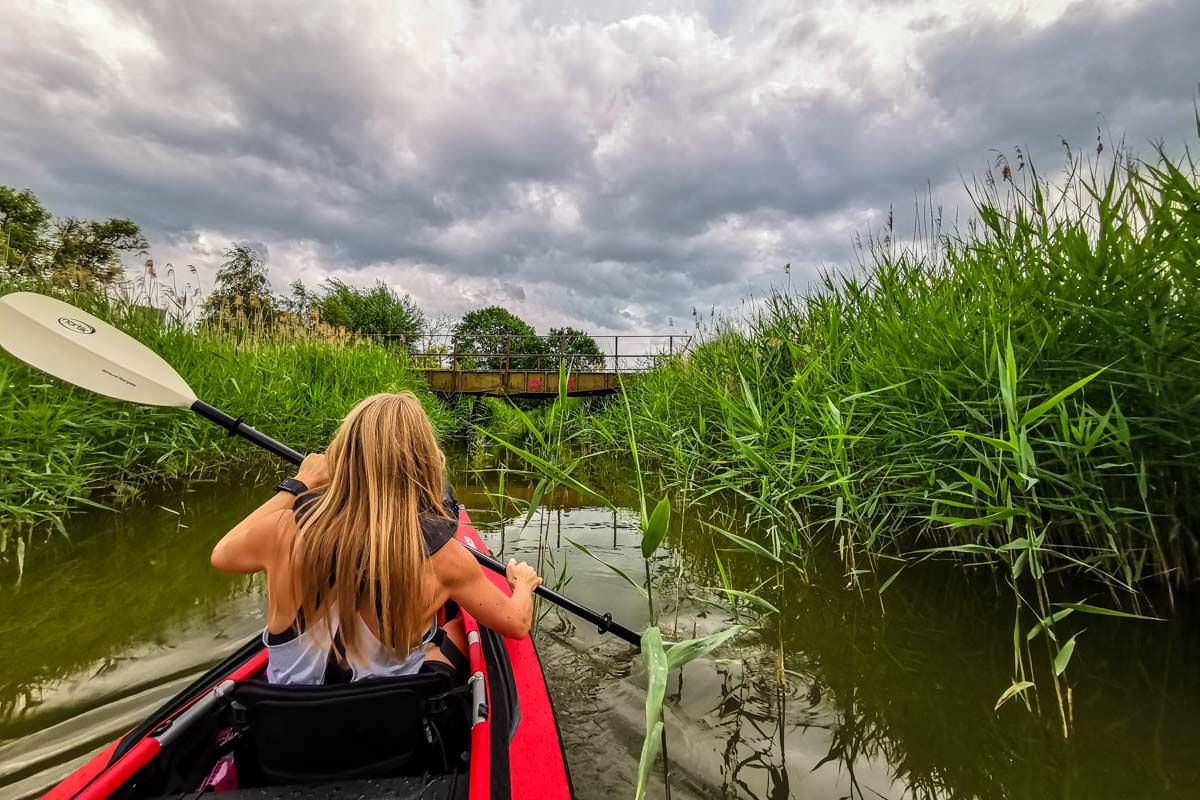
top-left (1, 0), bottom-right (1197, 334)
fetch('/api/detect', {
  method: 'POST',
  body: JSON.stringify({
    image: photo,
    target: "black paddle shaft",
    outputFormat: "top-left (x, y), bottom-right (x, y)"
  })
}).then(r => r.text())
top-left (190, 400), bottom-right (642, 648)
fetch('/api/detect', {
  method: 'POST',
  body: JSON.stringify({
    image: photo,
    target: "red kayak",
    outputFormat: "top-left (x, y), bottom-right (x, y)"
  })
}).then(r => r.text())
top-left (43, 508), bottom-right (574, 800)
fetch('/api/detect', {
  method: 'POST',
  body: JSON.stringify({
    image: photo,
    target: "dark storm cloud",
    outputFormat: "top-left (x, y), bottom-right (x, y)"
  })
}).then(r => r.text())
top-left (919, 0), bottom-right (1200, 159)
top-left (0, 0), bottom-right (1196, 333)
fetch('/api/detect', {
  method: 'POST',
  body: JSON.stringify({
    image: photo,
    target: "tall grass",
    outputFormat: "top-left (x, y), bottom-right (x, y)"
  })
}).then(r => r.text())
top-left (475, 363), bottom-right (759, 799)
top-left (0, 277), bottom-right (451, 569)
top-left (597, 134), bottom-right (1200, 723)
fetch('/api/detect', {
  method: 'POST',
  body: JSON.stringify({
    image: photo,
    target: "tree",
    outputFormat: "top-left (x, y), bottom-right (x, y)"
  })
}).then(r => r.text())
top-left (0, 186), bottom-right (51, 274)
top-left (282, 278), bottom-right (315, 324)
top-left (315, 278), bottom-right (425, 346)
top-left (202, 243), bottom-right (273, 322)
top-left (452, 306), bottom-right (546, 369)
top-left (547, 327), bottom-right (605, 369)
top-left (49, 217), bottom-right (148, 288)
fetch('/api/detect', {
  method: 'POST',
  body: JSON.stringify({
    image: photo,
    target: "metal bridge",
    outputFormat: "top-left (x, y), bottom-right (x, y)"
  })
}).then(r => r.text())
top-left (376, 334), bottom-right (689, 397)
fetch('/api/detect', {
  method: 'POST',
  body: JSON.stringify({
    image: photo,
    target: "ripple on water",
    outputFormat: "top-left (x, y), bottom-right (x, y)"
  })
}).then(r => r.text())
top-left (4, 475), bottom-right (1199, 800)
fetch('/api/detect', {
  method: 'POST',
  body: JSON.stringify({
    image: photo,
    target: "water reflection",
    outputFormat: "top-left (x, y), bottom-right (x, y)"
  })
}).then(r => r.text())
top-left (1, 465), bottom-right (1197, 799)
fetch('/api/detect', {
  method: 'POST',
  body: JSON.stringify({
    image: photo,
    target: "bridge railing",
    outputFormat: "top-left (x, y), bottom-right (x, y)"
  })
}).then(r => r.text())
top-left (354, 333), bottom-right (691, 373)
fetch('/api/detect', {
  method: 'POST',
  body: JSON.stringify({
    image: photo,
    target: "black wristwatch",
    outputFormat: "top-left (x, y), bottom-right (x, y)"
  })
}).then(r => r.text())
top-left (275, 477), bottom-right (309, 496)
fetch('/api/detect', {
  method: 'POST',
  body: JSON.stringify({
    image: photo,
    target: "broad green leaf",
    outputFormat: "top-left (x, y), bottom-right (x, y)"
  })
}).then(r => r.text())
top-left (634, 721), bottom-right (664, 800)
top-left (1026, 607), bottom-right (1073, 641)
top-left (945, 429), bottom-right (1019, 453)
top-left (614, 373), bottom-right (647, 524)
top-left (739, 370), bottom-right (763, 430)
top-left (999, 335), bottom-right (1017, 424)
top-left (826, 397), bottom-right (842, 427)
top-left (1020, 368), bottom-right (1105, 428)
top-left (913, 543), bottom-right (996, 556)
top-left (665, 624), bottom-right (747, 671)
top-left (952, 467), bottom-right (995, 497)
top-left (878, 567), bottom-right (903, 595)
top-left (565, 537), bottom-right (647, 598)
top-left (704, 522), bottom-right (782, 563)
top-left (506, 401), bottom-right (548, 449)
top-left (641, 496), bottom-right (671, 559)
top-left (928, 508), bottom-right (1019, 528)
top-left (1053, 633), bottom-right (1080, 676)
top-left (476, 429), bottom-right (614, 511)
top-left (840, 380), bottom-right (913, 403)
top-left (708, 588), bottom-right (779, 614)
top-left (1011, 548), bottom-right (1029, 580)
top-left (635, 627), bottom-right (669, 800)
top-left (523, 477), bottom-right (549, 527)
top-left (713, 546), bottom-right (733, 605)
top-left (1053, 602), bottom-right (1163, 621)
top-left (65, 495), bottom-right (116, 511)
top-left (996, 536), bottom-right (1030, 551)
top-left (994, 680), bottom-right (1035, 711)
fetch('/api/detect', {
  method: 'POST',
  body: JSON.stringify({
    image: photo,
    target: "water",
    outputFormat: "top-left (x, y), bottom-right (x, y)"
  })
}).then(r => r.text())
top-left (1, 466), bottom-right (1197, 799)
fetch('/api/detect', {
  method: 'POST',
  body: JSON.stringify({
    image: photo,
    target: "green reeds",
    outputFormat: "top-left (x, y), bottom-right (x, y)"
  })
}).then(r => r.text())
top-left (0, 278), bottom-right (451, 569)
top-left (478, 365), bottom-right (760, 799)
top-left (597, 132), bottom-right (1200, 723)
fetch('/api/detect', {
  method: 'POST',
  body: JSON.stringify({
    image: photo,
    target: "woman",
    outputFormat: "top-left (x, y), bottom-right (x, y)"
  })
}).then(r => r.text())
top-left (211, 391), bottom-right (543, 685)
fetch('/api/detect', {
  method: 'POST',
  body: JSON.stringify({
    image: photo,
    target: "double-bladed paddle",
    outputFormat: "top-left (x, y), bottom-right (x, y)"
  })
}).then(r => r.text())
top-left (0, 291), bottom-right (641, 647)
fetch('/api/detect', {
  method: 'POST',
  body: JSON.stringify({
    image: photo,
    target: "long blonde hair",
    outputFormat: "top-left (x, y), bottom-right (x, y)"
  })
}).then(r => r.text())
top-left (291, 391), bottom-right (451, 666)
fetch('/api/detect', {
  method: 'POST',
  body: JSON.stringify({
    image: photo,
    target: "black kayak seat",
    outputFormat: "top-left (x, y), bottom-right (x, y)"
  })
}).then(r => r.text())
top-left (171, 774), bottom-right (464, 799)
top-left (230, 671), bottom-right (471, 786)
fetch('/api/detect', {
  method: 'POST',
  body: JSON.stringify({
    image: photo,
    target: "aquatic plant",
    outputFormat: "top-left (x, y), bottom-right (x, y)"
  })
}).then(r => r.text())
top-left (594, 127), bottom-right (1200, 728)
top-left (477, 365), bottom-right (761, 799)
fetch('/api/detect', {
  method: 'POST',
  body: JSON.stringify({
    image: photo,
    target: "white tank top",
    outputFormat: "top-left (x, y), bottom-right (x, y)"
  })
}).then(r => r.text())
top-left (272, 494), bottom-right (456, 684)
top-left (264, 612), bottom-right (437, 685)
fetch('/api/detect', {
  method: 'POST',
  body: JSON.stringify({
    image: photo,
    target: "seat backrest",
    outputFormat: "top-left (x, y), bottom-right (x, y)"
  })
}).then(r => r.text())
top-left (231, 672), bottom-right (470, 785)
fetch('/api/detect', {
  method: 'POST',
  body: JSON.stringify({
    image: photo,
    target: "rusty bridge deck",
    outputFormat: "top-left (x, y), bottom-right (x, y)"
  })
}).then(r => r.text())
top-left (381, 334), bottom-right (688, 397)
top-left (421, 368), bottom-right (625, 397)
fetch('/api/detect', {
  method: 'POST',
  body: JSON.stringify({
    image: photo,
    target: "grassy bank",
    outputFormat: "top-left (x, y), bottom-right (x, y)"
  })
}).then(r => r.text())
top-left (588, 136), bottom-right (1199, 717)
top-left (0, 280), bottom-right (450, 567)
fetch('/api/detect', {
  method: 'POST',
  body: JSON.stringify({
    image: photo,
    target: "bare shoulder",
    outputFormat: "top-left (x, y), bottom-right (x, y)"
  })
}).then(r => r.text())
top-left (429, 539), bottom-right (475, 586)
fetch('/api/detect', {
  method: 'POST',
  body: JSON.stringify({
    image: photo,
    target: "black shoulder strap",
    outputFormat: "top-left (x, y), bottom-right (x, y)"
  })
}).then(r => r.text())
top-left (431, 628), bottom-right (469, 679)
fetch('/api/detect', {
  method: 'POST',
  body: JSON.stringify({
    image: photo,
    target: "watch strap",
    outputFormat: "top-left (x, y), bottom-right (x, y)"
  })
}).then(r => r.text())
top-left (275, 477), bottom-right (309, 496)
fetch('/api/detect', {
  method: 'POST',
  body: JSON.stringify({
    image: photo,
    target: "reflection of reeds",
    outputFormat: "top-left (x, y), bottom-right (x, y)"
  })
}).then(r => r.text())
top-left (0, 477), bottom-right (268, 722)
top-left (676, 522), bottom-right (1200, 800)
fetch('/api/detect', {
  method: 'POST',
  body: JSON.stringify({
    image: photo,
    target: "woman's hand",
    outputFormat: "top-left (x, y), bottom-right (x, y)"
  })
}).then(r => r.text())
top-left (295, 453), bottom-right (329, 490)
top-left (506, 559), bottom-right (543, 594)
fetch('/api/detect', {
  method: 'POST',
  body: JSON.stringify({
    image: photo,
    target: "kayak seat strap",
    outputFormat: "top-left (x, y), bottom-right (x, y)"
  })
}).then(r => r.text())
top-left (431, 627), bottom-right (470, 680)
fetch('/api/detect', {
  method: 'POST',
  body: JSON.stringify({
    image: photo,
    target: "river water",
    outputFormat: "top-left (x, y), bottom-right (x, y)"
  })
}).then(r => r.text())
top-left (1, 463), bottom-right (1197, 799)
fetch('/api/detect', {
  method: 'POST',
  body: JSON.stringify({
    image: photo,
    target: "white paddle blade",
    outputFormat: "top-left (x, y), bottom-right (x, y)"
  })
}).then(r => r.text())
top-left (0, 292), bottom-right (197, 408)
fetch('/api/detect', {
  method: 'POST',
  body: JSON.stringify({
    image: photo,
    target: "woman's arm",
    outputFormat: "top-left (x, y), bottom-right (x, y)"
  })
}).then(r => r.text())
top-left (210, 496), bottom-right (291, 574)
top-left (211, 454), bottom-right (327, 574)
top-left (434, 543), bottom-right (543, 639)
